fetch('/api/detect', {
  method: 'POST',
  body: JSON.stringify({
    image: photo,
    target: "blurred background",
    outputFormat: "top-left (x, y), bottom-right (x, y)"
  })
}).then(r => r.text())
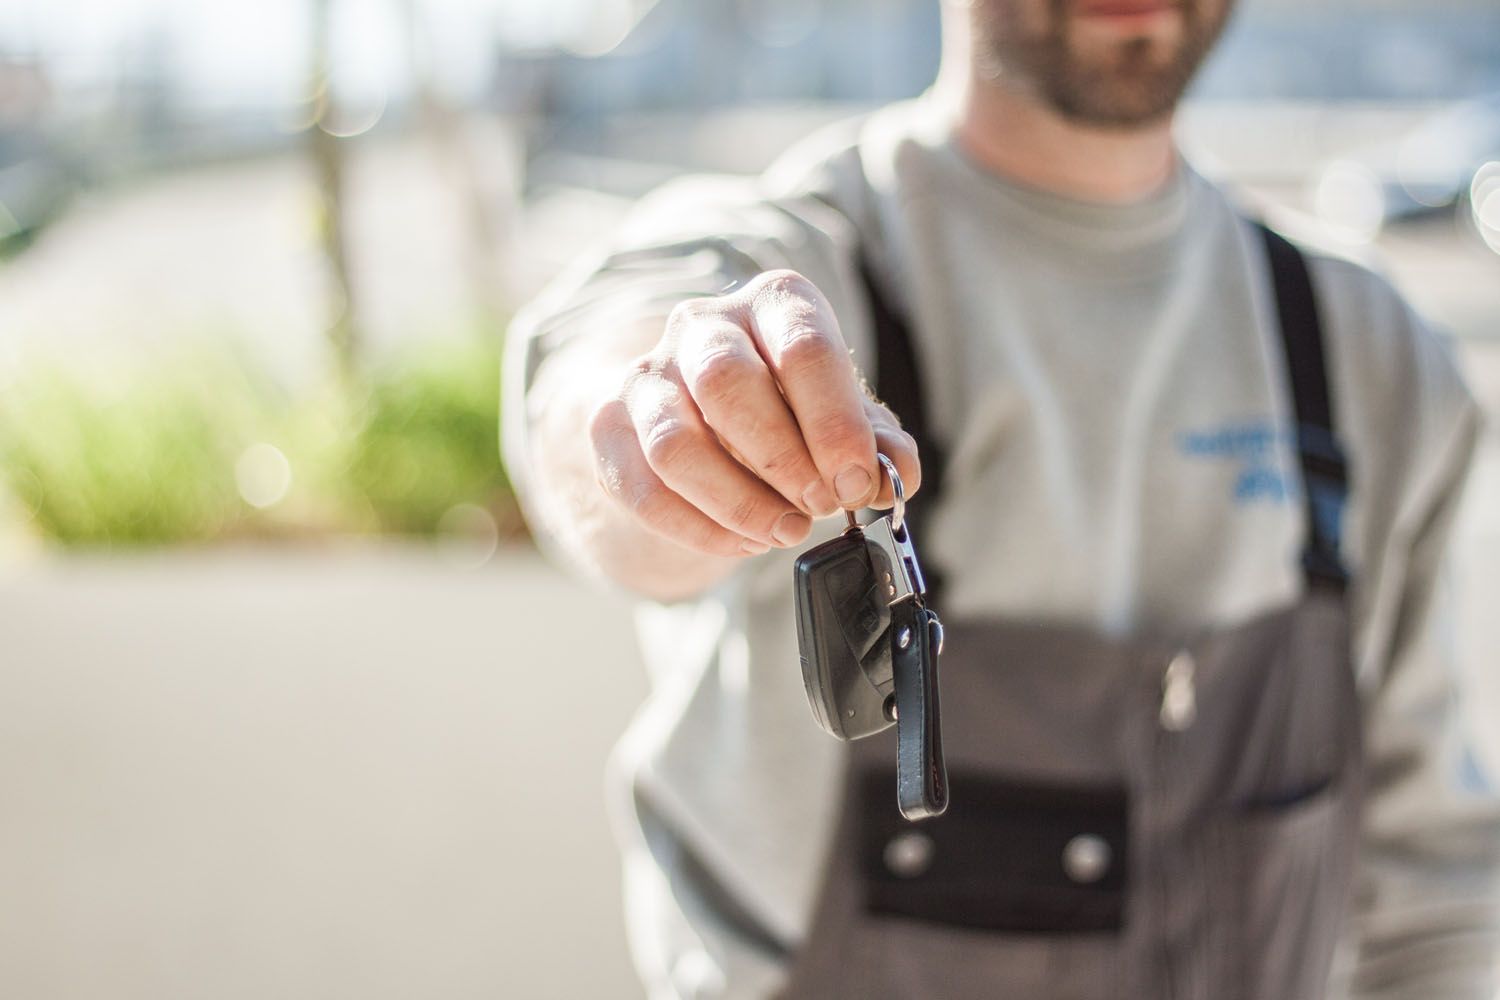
top-left (0, 0), bottom-right (1496, 996)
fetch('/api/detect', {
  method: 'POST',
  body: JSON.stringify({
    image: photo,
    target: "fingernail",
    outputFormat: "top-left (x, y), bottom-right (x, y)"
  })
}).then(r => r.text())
top-left (772, 512), bottom-right (812, 546)
top-left (834, 466), bottom-right (873, 506)
top-left (740, 539), bottom-right (771, 556)
top-left (801, 482), bottom-right (838, 518)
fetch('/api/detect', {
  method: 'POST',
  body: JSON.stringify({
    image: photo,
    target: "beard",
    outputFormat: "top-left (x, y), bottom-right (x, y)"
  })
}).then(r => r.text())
top-left (972, 0), bottom-right (1236, 127)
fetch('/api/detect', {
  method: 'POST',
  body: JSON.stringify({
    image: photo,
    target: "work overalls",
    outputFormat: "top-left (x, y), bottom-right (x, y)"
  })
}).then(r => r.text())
top-left (780, 226), bottom-right (1363, 1000)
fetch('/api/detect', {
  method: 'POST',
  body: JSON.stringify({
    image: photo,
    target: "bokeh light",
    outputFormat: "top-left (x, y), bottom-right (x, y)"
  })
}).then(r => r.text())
top-left (1472, 161), bottom-right (1500, 255)
top-left (1311, 160), bottom-right (1387, 244)
top-left (234, 443), bottom-right (293, 509)
top-left (435, 501), bottom-right (498, 568)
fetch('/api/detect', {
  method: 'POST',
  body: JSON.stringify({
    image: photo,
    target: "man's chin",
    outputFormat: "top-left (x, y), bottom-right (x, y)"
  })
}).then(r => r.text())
top-left (975, 0), bottom-right (1230, 128)
top-left (1047, 64), bottom-right (1191, 127)
top-left (1045, 35), bottom-right (1195, 127)
top-left (1067, 18), bottom-right (1185, 69)
top-left (1055, 98), bottom-right (1177, 130)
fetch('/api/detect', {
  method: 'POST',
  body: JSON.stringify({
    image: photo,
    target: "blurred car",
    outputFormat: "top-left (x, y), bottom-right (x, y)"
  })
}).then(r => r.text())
top-left (0, 58), bottom-right (75, 257)
top-left (1310, 93), bottom-right (1500, 246)
top-left (0, 140), bottom-right (74, 255)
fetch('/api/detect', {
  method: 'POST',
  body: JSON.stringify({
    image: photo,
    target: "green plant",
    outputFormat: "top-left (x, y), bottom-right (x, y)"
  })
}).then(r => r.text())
top-left (343, 336), bottom-right (521, 537)
top-left (0, 349), bottom-right (281, 545)
top-left (0, 331), bottom-right (525, 547)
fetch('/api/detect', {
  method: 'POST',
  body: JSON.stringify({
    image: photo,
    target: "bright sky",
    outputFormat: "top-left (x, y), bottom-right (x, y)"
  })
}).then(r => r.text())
top-left (0, 0), bottom-right (601, 106)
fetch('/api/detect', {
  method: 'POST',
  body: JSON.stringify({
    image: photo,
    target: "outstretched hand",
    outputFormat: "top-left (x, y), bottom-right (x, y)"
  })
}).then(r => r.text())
top-left (587, 269), bottom-right (922, 558)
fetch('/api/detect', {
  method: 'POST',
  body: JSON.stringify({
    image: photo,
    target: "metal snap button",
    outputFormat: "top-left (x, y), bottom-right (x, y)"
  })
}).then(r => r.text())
top-left (1159, 649), bottom-right (1198, 732)
top-left (1062, 833), bottom-right (1112, 884)
top-left (883, 830), bottom-right (935, 878)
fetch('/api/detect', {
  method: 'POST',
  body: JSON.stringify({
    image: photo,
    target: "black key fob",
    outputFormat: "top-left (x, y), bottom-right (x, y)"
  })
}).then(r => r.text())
top-left (792, 455), bottom-right (948, 820)
top-left (792, 529), bottom-right (894, 741)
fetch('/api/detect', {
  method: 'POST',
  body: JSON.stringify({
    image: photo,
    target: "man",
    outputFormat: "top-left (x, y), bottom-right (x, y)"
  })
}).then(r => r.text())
top-left (503, 0), bottom-right (1500, 996)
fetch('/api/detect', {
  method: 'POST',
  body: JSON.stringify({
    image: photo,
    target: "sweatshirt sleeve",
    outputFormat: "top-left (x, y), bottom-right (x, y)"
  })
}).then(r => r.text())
top-left (500, 169), bottom-right (868, 573)
top-left (501, 176), bottom-right (771, 568)
top-left (1329, 270), bottom-right (1500, 997)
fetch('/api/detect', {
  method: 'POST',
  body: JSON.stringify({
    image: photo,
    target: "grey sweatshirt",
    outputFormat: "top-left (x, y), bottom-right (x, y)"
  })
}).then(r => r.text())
top-left (503, 98), bottom-right (1500, 999)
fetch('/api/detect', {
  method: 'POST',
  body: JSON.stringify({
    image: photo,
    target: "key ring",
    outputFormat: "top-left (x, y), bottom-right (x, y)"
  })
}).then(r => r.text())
top-left (878, 454), bottom-right (905, 533)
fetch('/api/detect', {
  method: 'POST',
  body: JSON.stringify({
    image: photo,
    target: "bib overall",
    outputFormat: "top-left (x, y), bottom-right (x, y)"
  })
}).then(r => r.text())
top-left (779, 227), bottom-right (1364, 1000)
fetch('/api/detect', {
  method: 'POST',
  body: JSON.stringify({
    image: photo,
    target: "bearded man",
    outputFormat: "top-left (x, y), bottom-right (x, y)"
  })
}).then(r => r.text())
top-left (503, 1), bottom-right (1500, 996)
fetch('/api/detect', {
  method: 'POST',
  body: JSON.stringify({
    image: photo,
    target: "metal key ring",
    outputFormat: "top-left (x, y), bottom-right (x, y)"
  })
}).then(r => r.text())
top-left (878, 453), bottom-right (905, 533)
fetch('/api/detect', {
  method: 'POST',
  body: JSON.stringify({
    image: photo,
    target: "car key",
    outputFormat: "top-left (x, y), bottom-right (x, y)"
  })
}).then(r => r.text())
top-left (793, 454), bottom-right (948, 821)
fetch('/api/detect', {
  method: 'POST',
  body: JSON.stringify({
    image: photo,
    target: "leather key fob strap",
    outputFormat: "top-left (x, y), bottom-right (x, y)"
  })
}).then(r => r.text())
top-left (892, 600), bottom-right (948, 820)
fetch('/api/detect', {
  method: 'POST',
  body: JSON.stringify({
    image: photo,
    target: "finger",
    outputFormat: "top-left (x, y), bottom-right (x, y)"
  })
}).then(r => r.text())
top-left (589, 396), bottom-right (770, 558)
top-left (737, 270), bottom-right (879, 509)
top-left (623, 362), bottom-right (814, 548)
top-left (673, 312), bottom-right (838, 518)
top-left (866, 402), bottom-right (922, 510)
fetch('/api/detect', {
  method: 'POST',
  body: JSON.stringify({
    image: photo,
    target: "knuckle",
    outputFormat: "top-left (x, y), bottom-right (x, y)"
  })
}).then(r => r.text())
top-left (806, 408), bottom-right (869, 454)
top-left (586, 398), bottom-right (630, 455)
top-left (646, 498), bottom-right (722, 552)
top-left (592, 454), bottom-right (625, 502)
top-left (627, 483), bottom-right (675, 530)
top-left (776, 327), bottom-right (838, 378)
top-left (759, 439), bottom-right (807, 477)
top-left (690, 348), bottom-right (758, 406)
top-left (692, 521), bottom-right (737, 556)
top-left (619, 352), bottom-right (666, 396)
top-left (723, 494), bottom-right (767, 533)
top-left (641, 420), bottom-right (703, 473)
top-left (627, 483), bottom-right (659, 519)
top-left (751, 268), bottom-right (818, 303)
top-left (665, 296), bottom-right (711, 331)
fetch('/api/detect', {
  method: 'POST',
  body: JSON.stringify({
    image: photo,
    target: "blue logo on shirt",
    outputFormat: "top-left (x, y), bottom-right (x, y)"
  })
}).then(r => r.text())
top-left (1177, 420), bottom-right (1294, 504)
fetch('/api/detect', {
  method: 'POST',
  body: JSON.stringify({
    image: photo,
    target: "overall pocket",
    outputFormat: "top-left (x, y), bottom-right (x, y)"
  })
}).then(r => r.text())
top-left (1205, 781), bottom-right (1354, 1000)
top-left (858, 768), bottom-right (1129, 933)
top-left (839, 768), bottom-right (1130, 999)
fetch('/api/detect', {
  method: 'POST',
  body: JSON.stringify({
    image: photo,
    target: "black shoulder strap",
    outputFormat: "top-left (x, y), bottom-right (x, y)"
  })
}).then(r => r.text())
top-left (861, 249), bottom-right (949, 600)
top-left (862, 250), bottom-right (946, 489)
top-left (858, 223), bottom-right (1350, 597)
top-left (1257, 224), bottom-right (1351, 592)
